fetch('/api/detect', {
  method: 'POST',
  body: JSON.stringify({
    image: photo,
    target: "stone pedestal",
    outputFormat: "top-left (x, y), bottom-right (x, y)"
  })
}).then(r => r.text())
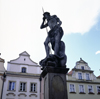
top-left (41, 67), bottom-right (69, 99)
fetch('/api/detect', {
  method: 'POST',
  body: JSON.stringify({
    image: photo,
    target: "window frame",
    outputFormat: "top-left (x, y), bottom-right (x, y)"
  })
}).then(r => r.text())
top-left (69, 84), bottom-right (76, 93)
top-left (8, 81), bottom-right (16, 91)
top-left (97, 85), bottom-right (100, 94)
top-left (19, 82), bottom-right (27, 92)
top-left (86, 73), bottom-right (90, 80)
top-left (81, 66), bottom-right (84, 70)
top-left (21, 67), bottom-right (26, 73)
top-left (30, 83), bottom-right (37, 93)
top-left (79, 85), bottom-right (85, 94)
top-left (88, 85), bottom-right (94, 94)
top-left (78, 73), bottom-right (82, 80)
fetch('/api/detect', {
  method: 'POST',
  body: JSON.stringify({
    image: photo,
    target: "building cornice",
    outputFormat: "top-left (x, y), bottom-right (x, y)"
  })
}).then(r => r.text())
top-left (7, 62), bottom-right (40, 67)
top-left (67, 80), bottom-right (100, 84)
top-left (6, 71), bottom-right (40, 78)
top-left (72, 68), bottom-right (94, 73)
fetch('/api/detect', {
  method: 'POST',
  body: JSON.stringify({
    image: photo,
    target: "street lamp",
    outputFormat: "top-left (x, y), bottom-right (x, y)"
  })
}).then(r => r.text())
top-left (1, 72), bottom-right (6, 99)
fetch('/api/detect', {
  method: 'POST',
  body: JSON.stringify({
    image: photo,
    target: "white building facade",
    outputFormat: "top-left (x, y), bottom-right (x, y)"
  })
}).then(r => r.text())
top-left (2, 51), bottom-right (41, 99)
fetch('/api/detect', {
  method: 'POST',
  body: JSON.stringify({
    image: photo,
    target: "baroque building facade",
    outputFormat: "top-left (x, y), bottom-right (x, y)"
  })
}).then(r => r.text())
top-left (0, 57), bottom-right (5, 99)
top-left (2, 51), bottom-right (41, 99)
top-left (67, 58), bottom-right (100, 99)
top-left (1, 52), bottom-right (100, 99)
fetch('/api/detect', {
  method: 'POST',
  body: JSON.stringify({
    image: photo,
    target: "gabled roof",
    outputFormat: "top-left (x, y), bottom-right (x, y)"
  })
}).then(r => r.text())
top-left (68, 70), bottom-right (72, 75)
top-left (19, 51), bottom-right (30, 56)
top-left (8, 51), bottom-right (38, 65)
top-left (97, 75), bottom-right (100, 78)
top-left (76, 58), bottom-right (87, 64)
top-left (0, 58), bottom-right (5, 63)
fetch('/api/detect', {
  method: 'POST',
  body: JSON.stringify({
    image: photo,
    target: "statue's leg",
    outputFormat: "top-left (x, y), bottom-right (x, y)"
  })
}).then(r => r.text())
top-left (54, 32), bottom-right (61, 57)
top-left (44, 36), bottom-right (50, 57)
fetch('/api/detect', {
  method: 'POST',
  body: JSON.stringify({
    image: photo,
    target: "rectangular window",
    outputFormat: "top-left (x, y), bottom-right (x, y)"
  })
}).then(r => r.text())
top-left (20, 82), bottom-right (26, 91)
top-left (79, 85), bottom-right (84, 93)
top-left (30, 83), bottom-right (37, 92)
top-left (88, 85), bottom-right (93, 93)
top-left (97, 86), bottom-right (100, 93)
top-left (78, 73), bottom-right (82, 79)
top-left (22, 67), bottom-right (26, 73)
top-left (86, 73), bottom-right (90, 80)
top-left (9, 81), bottom-right (15, 91)
top-left (81, 66), bottom-right (84, 70)
top-left (70, 84), bottom-right (75, 92)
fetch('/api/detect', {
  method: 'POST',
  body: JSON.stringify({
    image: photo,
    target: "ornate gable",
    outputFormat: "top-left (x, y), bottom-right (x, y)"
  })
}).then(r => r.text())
top-left (0, 58), bottom-right (5, 63)
top-left (19, 51), bottom-right (30, 56)
top-left (8, 51), bottom-right (37, 65)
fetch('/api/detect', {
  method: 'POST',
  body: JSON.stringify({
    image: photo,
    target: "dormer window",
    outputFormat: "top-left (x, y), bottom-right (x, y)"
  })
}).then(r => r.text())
top-left (22, 67), bottom-right (26, 73)
top-left (81, 66), bottom-right (84, 70)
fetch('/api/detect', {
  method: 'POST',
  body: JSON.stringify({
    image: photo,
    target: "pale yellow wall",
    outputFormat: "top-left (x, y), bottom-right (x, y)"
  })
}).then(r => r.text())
top-left (67, 82), bottom-right (100, 99)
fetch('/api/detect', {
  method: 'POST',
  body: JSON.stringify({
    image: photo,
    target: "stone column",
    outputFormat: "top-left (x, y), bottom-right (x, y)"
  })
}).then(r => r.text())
top-left (41, 66), bottom-right (69, 99)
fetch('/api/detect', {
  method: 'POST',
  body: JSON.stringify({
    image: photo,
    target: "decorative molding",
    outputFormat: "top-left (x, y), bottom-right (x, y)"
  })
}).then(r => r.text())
top-left (7, 62), bottom-right (39, 67)
top-left (69, 92), bottom-right (76, 94)
top-left (6, 72), bottom-right (40, 77)
top-left (67, 80), bottom-right (100, 84)
top-left (79, 92), bottom-right (86, 94)
top-left (72, 68), bottom-right (94, 73)
top-left (97, 92), bottom-right (100, 95)
top-left (18, 93), bottom-right (27, 97)
top-left (88, 92), bottom-right (95, 94)
top-left (6, 93), bottom-right (16, 96)
top-left (29, 94), bottom-right (37, 97)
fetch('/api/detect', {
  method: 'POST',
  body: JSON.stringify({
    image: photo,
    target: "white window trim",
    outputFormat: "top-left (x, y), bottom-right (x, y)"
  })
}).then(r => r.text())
top-left (81, 66), bottom-right (84, 70)
top-left (69, 84), bottom-right (76, 92)
top-left (20, 65), bottom-right (28, 73)
top-left (19, 82), bottom-right (27, 92)
top-left (79, 84), bottom-right (85, 93)
top-left (30, 82), bottom-right (37, 93)
top-left (21, 67), bottom-right (27, 73)
top-left (8, 81), bottom-right (16, 91)
top-left (96, 85), bottom-right (100, 93)
top-left (86, 73), bottom-right (90, 80)
top-left (87, 85), bottom-right (94, 93)
top-left (78, 72), bottom-right (82, 80)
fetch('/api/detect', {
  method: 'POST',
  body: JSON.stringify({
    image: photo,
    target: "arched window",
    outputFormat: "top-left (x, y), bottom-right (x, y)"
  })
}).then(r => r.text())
top-left (22, 67), bottom-right (26, 73)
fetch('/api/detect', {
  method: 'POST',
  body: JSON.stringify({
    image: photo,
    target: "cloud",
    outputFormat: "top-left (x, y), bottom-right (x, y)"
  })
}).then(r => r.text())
top-left (60, 0), bottom-right (100, 34)
top-left (95, 51), bottom-right (100, 55)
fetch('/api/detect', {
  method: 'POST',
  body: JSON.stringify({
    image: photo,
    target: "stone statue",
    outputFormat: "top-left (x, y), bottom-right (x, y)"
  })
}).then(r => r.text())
top-left (39, 12), bottom-right (67, 69)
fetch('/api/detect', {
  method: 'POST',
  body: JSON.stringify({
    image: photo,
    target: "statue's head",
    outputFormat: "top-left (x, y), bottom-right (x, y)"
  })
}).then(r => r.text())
top-left (43, 12), bottom-right (50, 18)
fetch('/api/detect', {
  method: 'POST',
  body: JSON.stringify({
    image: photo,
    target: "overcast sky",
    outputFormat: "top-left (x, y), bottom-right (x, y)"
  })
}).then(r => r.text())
top-left (0, 0), bottom-right (100, 76)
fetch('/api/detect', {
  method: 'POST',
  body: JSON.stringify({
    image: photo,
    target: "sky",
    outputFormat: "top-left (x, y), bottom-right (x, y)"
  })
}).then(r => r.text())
top-left (0, 0), bottom-right (100, 76)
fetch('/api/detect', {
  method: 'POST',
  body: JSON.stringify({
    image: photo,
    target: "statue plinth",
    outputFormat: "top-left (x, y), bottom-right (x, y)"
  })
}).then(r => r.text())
top-left (41, 66), bottom-right (69, 99)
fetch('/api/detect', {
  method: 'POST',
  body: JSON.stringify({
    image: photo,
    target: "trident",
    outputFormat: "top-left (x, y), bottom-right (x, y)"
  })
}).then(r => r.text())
top-left (42, 7), bottom-right (52, 54)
